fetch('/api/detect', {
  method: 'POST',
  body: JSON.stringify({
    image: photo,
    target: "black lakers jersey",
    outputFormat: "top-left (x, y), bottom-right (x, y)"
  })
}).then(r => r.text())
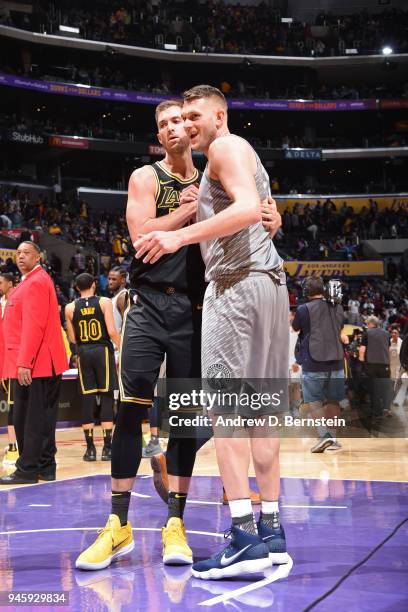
top-left (129, 161), bottom-right (206, 300)
top-left (72, 296), bottom-right (111, 347)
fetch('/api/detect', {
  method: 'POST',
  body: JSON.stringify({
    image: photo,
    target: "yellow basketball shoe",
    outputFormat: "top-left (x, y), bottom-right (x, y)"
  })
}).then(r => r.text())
top-left (162, 517), bottom-right (193, 565)
top-left (75, 514), bottom-right (134, 570)
top-left (3, 449), bottom-right (19, 466)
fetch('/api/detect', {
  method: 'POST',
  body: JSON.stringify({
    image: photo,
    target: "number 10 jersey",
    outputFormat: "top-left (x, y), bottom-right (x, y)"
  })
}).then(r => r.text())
top-left (72, 296), bottom-right (111, 347)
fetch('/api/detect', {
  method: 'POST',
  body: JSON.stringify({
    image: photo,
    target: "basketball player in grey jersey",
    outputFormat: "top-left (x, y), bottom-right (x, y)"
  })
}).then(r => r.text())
top-left (135, 85), bottom-right (290, 580)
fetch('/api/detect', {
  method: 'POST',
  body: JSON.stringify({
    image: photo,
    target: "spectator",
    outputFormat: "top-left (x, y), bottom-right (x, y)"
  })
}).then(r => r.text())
top-left (389, 327), bottom-right (402, 382)
top-left (98, 266), bottom-right (109, 295)
top-left (359, 315), bottom-right (393, 427)
top-left (347, 295), bottom-right (360, 325)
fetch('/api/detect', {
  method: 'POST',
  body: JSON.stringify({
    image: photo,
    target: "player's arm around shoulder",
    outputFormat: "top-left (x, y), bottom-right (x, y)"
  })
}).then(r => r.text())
top-left (64, 301), bottom-right (76, 344)
top-left (127, 165), bottom-right (197, 240)
top-left (100, 297), bottom-right (121, 350)
top-left (208, 136), bottom-right (261, 224)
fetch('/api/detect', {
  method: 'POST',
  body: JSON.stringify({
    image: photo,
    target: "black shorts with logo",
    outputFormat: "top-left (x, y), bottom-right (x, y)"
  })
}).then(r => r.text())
top-left (119, 286), bottom-right (202, 406)
top-left (77, 344), bottom-right (118, 394)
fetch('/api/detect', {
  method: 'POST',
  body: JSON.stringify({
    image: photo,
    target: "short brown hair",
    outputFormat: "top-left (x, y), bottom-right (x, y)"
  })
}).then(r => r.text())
top-left (155, 99), bottom-right (183, 125)
top-left (183, 85), bottom-right (227, 109)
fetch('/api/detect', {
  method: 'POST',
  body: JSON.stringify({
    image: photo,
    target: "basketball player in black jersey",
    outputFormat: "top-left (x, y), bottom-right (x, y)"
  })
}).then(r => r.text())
top-left (75, 101), bottom-right (281, 571)
top-left (75, 101), bottom-right (204, 570)
top-left (65, 273), bottom-right (120, 462)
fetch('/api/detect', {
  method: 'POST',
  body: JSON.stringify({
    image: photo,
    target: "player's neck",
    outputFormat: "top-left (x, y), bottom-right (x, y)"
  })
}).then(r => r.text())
top-left (115, 285), bottom-right (125, 296)
top-left (161, 151), bottom-right (195, 179)
top-left (80, 291), bottom-right (95, 299)
top-left (203, 127), bottom-right (230, 157)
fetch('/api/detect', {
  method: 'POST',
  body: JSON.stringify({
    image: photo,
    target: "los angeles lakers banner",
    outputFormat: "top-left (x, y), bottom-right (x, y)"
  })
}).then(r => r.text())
top-left (0, 248), bottom-right (17, 262)
top-left (284, 260), bottom-right (384, 277)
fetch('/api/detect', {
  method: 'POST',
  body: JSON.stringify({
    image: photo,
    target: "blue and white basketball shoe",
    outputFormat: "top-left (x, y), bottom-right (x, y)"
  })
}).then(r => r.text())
top-left (257, 520), bottom-right (290, 564)
top-left (191, 525), bottom-right (271, 580)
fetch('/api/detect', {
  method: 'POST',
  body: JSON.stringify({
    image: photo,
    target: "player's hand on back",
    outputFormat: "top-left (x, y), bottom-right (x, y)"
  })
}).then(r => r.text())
top-left (134, 230), bottom-right (183, 264)
top-left (261, 196), bottom-right (282, 238)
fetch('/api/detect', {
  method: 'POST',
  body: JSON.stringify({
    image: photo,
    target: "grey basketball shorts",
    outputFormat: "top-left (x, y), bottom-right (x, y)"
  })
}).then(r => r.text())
top-left (201, 271), bottom-right (289, 418)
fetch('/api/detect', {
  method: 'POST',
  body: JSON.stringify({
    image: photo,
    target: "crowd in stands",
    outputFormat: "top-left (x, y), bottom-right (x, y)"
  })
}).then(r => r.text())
top-left (1, 186), bottom-right (408, 263)
top-left (1, 185), bottom-right (408, 335)
top-left (2, 111), bottom-right (407, 153)
top-left (1, 188), bottom-right (130, 258)
top-left (2, 49), bottom-right (408, 102)
top-left (3, 2), bottom-right (408, 57)
top-left (276, 198), bottom-right (408, 259)
top-left (0, 113), bottom-right (136, 143)
top-left (0, 187), bottom-right (130, 300)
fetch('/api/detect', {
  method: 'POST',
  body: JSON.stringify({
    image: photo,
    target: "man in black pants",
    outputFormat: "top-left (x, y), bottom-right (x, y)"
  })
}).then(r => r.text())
top-left (359, 315), bottom-right (392, 430)
top-left (0, 272), bottom-right (18, 467)
top-left (76, 101), bottom-right (279, 570)
top-left (65, 273), bottom-right (120, 461)
top-left (0, 241), bottom-right (68, 485)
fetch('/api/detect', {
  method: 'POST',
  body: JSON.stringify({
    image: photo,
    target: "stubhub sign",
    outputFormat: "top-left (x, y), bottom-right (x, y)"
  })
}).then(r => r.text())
top-left (9, 131), bottom-right (45, 145)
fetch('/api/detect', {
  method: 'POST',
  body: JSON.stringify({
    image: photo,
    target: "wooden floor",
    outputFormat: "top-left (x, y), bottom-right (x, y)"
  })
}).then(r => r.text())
top-left (2, 427), bottom-right (407, 484)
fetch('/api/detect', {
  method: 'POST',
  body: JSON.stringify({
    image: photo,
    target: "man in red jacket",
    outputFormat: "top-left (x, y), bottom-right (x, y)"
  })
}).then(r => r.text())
top-left (0, 241), bottom-right (68, 484)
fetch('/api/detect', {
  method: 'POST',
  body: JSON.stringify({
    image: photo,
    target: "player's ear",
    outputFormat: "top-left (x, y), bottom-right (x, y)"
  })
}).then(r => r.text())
top-left (215, 109), bottom-right (224, 129)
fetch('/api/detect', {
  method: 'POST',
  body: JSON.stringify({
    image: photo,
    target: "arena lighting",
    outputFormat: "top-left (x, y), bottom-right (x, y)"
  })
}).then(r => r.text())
top-left (382, 46), bottom-right (393, 55)
top-left (164, 43), bottom-right (177, 50)
top-left (59, 25), bottom-right (80, 34)
top-left (281, 18), bottom-right (293, 23)
top-left (345, 48), bottom-right (358, 54)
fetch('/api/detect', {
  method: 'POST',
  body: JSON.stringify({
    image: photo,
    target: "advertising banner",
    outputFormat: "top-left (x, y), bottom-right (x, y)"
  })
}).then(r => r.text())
top-left (380, 99), bottom-right (408, 110)
top-left (0, 72), bottom-right (379, 112)
top-left (48, 135), bottom-right (89, 149)
top-left (0, 248), bottom-right (17, 262)
top-left (284, 260), bottom-right (384, 277)
top-left (0, 229), bottom-right (39, 242)
top-left (283, 149), bottom-right (322, 160)
top-left (148, 144), bottom-right (165, 155)
top-left (5, 130), bottom-right (45, 145)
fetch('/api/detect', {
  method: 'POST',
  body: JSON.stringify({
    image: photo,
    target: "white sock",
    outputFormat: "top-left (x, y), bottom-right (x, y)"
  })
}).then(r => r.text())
top-left (261, 500), bottom-right (279, 515)
top-left (228, 498), bottom-right (253, 518)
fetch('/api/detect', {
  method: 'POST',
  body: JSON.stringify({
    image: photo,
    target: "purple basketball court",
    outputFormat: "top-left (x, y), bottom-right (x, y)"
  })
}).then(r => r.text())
top-left (1, 475), bottom-right (407, 610)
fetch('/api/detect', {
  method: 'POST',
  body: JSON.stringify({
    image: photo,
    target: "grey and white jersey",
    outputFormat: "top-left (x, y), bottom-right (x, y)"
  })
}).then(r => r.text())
top-left (197, 135), bottom-right (282, 282)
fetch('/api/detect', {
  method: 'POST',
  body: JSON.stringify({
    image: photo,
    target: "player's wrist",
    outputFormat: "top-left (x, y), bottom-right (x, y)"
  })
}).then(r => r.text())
top-left (177, 228), bottom-right (189, 248)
